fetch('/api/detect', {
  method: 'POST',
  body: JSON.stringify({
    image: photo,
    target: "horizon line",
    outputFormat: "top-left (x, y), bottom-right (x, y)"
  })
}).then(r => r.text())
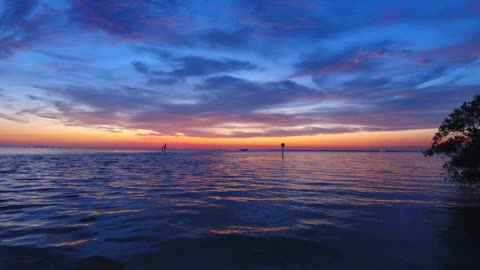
top-left (0, 145), bottom-right (428, 152)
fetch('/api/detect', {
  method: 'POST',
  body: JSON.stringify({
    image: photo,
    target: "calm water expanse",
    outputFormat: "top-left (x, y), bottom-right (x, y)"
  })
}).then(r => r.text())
top-left (1, 148), bottom-right (479, 269)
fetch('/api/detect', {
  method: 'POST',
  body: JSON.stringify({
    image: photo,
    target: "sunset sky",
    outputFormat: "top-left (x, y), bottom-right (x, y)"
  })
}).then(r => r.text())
top-left (0, 0), bottom-right (479, 149)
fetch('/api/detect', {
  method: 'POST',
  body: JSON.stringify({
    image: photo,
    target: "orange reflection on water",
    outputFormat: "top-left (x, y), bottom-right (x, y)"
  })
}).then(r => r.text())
top-left (48, 239), bottom-right (91, 247)
top-left (59, 209), bottom-right (143, 216)
top-left (89, 209), bottom-right (143, 215)
top-left (0, 221), bottom-right (45, 228)
top-left (207, 196), bottom-right (291, 202)
top-left (208, 226), bottom-right (291, 235)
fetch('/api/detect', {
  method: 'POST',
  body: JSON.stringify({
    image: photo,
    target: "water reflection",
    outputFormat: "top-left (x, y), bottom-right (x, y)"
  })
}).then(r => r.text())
top-left (0, 149), bottom-right (479, 269)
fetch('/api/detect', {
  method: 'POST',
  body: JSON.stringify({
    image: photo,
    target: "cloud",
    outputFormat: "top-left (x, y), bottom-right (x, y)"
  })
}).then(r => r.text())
top-left (26, 95), bottom-right (42, 101)
top-left (1, 0), bottom-right (39, 58)
top-left (294, 35), bottom-right (480, 103)
top-left (197, 28), bottom-right (252, 50)
top-left (38, 85), bottom-right (160, 112)
top-left (0, 113), bottom-right (28, 123)
top-left (0, 88), bottom-right (28, 123)
top-left (293, 47), bottom-right (371, 77)
top-left (195, 75), bottom-right (323, 112)
top-left (147, 77), bottom-right (178, 86)
top-left (419, 34), bottom-right (480, 66)
top-left (34, 50), bottom-right (87, 63)
top-left (132, 55), bottom-right (258, 85)
top-left (0, 0), bottom-right (39, 30)
top-left (133, 46), bottom-right (174, 60)
top-left (316, 83), bottom-right (480, 131)
top-left (0, 88), bottom-right (19, 103)
top-left (375, 0), bottom-right (480, 25)
top-left (235, 1), bottom-right (348, 40)
top-left (169, 56), bottom-right (257, 77)
top-left (69, 0), bottom-right (156, 39)
top-left (132, 61), bottom-right (149, 74)
top-left (69, 0), bottom-right (192, 42)
top-left (30, 77), bottom-right (327, 137)
top-left (0, 2), bottom-right (66, 59)
top-left (225, 126), bottom-right (366, 138)
top-left (20, 73), bottom-right (480, 139)
top-left (1, 0), bottom-right (479, 143)
top-left (292, 41), bottom-right (413, 77)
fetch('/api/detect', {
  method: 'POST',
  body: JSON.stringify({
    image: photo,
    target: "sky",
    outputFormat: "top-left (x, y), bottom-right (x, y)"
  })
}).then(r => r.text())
top-left (0, 0), bottom-right (479, 150)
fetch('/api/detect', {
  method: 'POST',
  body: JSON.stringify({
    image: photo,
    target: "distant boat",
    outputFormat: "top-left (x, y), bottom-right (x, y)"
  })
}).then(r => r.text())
top-left (240, 149), bottom-right (248, 152)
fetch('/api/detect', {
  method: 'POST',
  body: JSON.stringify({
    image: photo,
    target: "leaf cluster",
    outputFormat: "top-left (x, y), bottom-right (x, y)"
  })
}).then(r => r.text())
top-left (425, 95), bottom-right (480, 184)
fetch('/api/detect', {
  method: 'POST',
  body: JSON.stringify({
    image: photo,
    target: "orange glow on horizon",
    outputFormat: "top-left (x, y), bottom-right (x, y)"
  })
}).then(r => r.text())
top-left (0, 119), bottom-right (436, 150)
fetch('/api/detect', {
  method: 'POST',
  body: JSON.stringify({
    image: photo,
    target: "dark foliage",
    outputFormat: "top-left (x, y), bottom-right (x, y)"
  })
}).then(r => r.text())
top-left (425, 95), bottom-right (480, 184)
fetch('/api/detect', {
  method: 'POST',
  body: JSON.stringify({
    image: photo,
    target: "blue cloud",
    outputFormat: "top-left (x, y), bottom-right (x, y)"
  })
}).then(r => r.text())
top-left (132, 55), bottom-right (258, 85)
top-left (69, 0), bottom-right (177, 39)
top-left (0, 0), bottom-right (39, 30)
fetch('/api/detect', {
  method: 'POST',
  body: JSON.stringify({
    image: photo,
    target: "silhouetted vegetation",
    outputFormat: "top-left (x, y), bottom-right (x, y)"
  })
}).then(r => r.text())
top-left (425, 95), bottom-right (480, 184)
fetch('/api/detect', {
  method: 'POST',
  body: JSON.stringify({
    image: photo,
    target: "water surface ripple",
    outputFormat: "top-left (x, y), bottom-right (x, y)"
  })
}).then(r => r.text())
top-left (0, 149), bottom-right (479, 269)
